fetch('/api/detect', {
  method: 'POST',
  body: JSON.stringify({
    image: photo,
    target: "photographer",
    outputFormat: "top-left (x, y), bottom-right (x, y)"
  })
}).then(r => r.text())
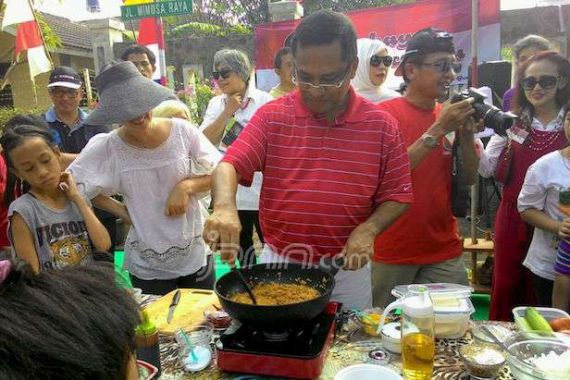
top-left (480, 51), bottom-right (570, 320)
top-left (372, 28), bottom-right (483, 308)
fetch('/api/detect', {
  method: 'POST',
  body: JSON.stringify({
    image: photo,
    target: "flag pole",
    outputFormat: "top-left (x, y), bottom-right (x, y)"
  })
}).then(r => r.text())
top-left (0, 61), bottom-right (17, 91)
top-left (470, 0), bottom-right (479, 245)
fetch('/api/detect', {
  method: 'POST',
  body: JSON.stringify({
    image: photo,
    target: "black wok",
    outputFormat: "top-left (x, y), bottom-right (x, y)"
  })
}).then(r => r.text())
top-left (214, 262), bottom-right (335, 327)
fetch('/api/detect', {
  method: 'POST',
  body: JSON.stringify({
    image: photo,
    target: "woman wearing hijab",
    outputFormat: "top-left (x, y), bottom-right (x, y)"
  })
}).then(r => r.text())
top-left (68, 61), bottom-right (222, 295)
top-left (351, 38), bottom-right (400, 104)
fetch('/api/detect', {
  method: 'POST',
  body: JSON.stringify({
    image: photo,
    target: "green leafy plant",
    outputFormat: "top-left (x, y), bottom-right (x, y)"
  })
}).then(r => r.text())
top-left (35, 12), bottom-right (62, 50)
top-left (501, 47), bottom-right (513, 62)
top-left (176, 79), bottom-right (214, 125)
top-left (169, 22), bottom-right (252, 38)
top-left (304, 0), bottom-right (414, 14)
top-left (0, 107), bottom-right (46, 130)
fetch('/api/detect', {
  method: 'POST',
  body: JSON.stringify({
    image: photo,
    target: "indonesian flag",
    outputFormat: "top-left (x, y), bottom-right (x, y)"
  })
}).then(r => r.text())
top-left (1, 0), bottom-right (52, 78)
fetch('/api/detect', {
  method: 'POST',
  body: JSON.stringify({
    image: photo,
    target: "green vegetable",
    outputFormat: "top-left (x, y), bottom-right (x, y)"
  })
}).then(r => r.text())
top-left (516, 316), bottom-right (533, 332)
top-left (525, 307), bottom-right (553, 332)
top-left (136, 310), bottom-right (157, 335)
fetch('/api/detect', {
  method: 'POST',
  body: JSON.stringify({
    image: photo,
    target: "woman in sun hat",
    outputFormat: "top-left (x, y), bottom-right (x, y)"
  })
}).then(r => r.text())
top-left (69, 61), bottom-right (222, 295)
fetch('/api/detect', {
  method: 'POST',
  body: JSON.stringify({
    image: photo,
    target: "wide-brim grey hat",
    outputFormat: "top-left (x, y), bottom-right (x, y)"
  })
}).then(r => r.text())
top-left (85, 61), bottom-right (174, 126)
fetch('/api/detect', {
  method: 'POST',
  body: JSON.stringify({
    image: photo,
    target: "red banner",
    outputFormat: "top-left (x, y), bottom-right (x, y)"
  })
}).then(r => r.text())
top-left (255, 0), bottom-right (500, 70)
top-left (255, 0), bottom-right (500, 90)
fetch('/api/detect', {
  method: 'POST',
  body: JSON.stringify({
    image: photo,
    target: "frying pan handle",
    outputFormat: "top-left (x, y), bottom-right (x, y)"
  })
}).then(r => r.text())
top-left (321, 255), bottom-right (345, 276)
top-left (333, 255), bottom-right (345, 272)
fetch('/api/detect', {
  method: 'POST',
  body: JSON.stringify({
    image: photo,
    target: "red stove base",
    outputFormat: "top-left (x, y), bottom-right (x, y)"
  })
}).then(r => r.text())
top-left (216, 302), bottom-right (339, 379)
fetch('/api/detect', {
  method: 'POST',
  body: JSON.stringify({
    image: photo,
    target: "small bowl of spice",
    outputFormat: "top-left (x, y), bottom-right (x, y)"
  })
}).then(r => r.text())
top-left (460, 342), bottom-right (505, 379)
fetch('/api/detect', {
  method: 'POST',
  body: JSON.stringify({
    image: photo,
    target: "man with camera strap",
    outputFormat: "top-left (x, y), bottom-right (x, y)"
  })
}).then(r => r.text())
top-left (371, 28), bottom-right (484, 308)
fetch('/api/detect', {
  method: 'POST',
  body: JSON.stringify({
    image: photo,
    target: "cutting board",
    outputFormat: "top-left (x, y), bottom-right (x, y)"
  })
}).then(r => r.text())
top-left (144, 288), bottom-right (220, 335)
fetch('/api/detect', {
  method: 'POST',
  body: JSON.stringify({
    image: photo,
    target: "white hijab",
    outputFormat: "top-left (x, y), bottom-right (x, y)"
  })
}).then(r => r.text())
top-left (351, 38), bottom-right (400, 104)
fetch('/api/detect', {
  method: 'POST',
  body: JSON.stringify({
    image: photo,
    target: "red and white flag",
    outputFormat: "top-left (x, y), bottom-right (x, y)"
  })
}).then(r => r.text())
top-left (2, 0), bottom-right (52, 79)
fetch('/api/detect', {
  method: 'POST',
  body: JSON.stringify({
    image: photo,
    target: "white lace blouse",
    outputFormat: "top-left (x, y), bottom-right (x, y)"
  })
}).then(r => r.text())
top-left (69, 118), bottom-right (222, 280)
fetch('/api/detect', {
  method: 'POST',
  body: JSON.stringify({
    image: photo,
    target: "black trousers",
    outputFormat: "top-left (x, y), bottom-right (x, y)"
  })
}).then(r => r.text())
top-left (532, 273), bottom-right (554, 307)
top-left (238, 210), bottom-right (263, 268)
top-left (130, 255), bottom-right (215, 296)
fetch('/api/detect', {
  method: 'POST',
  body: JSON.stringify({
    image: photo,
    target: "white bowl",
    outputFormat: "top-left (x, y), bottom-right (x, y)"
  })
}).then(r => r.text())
top-left (334, 364), bottom-right (403, 380)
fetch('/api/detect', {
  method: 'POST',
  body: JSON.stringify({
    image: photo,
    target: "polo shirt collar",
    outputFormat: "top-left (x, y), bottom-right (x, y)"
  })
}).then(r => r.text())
top-left (293, 86), bottom-right (366, 123)
top-left (45, 106), bottom-right (88, 132)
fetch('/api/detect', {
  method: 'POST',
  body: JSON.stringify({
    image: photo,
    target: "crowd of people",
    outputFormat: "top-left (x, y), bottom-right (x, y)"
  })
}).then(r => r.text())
top-left (1, 8), bottom-right (570, 376)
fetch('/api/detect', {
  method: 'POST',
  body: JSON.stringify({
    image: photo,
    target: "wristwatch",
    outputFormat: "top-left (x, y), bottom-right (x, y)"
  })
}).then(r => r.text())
top-left (420, 133), bottom-right (440, 148)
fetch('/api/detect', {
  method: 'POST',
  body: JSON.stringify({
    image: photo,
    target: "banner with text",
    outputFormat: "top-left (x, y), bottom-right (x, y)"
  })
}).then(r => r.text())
top-left (254, 0), bottom-right (500, 92)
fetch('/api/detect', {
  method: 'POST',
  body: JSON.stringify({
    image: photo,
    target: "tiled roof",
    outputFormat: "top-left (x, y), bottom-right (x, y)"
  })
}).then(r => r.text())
top-left (41, 13), bottom-right (92, 52)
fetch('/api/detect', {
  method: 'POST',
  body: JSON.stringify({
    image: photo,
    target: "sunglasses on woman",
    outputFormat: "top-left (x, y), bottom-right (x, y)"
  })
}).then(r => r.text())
top-left (212, 68), bottom-right (233, 80)
top-left (521, 75), bottom-right (559, 91)
top-left (370, 55), bottom-right (393, 67)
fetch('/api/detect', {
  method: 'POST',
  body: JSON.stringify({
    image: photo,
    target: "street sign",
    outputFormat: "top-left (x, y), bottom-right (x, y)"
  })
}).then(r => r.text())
top-left (121, 0), bottom-right (192, 20)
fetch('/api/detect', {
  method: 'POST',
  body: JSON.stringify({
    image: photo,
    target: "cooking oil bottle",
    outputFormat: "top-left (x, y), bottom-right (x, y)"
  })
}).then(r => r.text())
top-left (400, 285), bottom-right (435, 380)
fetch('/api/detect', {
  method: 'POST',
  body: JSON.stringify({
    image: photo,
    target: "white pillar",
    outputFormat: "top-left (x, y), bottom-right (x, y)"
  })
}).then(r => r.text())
top-left (84, 19), bottom-right (125, 74)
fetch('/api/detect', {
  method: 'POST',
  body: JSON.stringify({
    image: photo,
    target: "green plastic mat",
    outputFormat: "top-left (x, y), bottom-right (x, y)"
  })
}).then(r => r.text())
top-left (471, 293), bottom-right (490, 321)
top-left (114, 251), bottom-right (233, 284)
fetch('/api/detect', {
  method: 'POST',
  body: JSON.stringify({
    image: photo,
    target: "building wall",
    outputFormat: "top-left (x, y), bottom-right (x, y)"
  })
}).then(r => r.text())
top-left (501, 5), bottom-right (569, 56)
top-left (10, 64), bottom-right (51, 110)
top-left (11, 53), bottom-right (94, 110)
top-left (0, 33), bottom-right (15, 63)
top-left (113, 34), bottom-right (255, 88)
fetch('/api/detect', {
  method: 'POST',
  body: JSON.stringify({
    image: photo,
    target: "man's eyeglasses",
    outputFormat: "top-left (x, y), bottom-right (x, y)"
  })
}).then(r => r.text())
top-left (521, 75), bottom-right (559, 91)
top-left (292, 68), bottom-right (349, 90)
top-left (49, 88), bottom-right (80, 98)
top-left (370, 55), bottom-right (393, 67)
top-left (212, 69), bottom-right (234, 80)
top-left (420, 60), bottom-right (462, 74)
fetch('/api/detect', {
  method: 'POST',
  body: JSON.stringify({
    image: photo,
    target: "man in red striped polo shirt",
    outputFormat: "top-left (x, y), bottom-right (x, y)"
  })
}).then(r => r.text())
top-left (203, 10), bottom-right (413, 309)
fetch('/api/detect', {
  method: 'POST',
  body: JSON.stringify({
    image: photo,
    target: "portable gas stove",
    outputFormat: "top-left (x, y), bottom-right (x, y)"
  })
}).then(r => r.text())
top-left (216, 302), bottom-right (340, 379)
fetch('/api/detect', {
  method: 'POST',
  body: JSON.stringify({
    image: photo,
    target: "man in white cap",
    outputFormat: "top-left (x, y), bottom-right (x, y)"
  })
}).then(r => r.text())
top-left (44, 66), bottom-right (109, 154)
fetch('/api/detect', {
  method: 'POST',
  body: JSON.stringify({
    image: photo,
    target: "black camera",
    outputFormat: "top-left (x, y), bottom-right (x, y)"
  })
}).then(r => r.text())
top-left (450, 88), bottom-right (516, 136)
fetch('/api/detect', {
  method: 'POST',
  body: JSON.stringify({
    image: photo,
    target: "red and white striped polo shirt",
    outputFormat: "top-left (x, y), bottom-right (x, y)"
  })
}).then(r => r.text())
top-left (223, 88), bottom-right (413, 262)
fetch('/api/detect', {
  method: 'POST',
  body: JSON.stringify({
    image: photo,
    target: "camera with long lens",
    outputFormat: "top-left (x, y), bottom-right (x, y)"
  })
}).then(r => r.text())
top-left (450, 88), bottom-right (516, 136)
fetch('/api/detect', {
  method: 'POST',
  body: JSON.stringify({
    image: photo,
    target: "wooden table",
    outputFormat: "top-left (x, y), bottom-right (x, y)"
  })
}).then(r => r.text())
top-left (463, 238), bottom-right (494, 294)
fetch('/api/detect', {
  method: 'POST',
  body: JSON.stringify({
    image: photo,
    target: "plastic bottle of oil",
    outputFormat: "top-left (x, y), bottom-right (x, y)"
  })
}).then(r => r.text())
top-left (400, 285), bottom-right (435, 380)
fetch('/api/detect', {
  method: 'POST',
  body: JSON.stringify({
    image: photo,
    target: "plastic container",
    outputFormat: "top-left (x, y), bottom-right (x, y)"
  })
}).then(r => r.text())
top-left (135, 310), bottom-right (162, 378)
top-left (184, 322), bottom-right (214, 348)
top-left (504, 331), bottom-right (570, 380)
top-left (381, 322), bottom-right (402, 354)
top-left (175, 328), bottom-right (212, 372)
top-left (381, 285), bottom-right (435, 380)
top-left (512, 307), bottom-right (570, 332)
top-left (392, 283), bottom-right (475, 339)
top-left (472, 324), bottom-right (512, 348)
top-left (334, 364), bottom-right (403, 380)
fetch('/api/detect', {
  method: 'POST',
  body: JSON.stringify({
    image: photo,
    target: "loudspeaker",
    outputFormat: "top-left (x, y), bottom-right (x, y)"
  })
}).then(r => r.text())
top-left (469, 60), bottom-right (512, 99)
